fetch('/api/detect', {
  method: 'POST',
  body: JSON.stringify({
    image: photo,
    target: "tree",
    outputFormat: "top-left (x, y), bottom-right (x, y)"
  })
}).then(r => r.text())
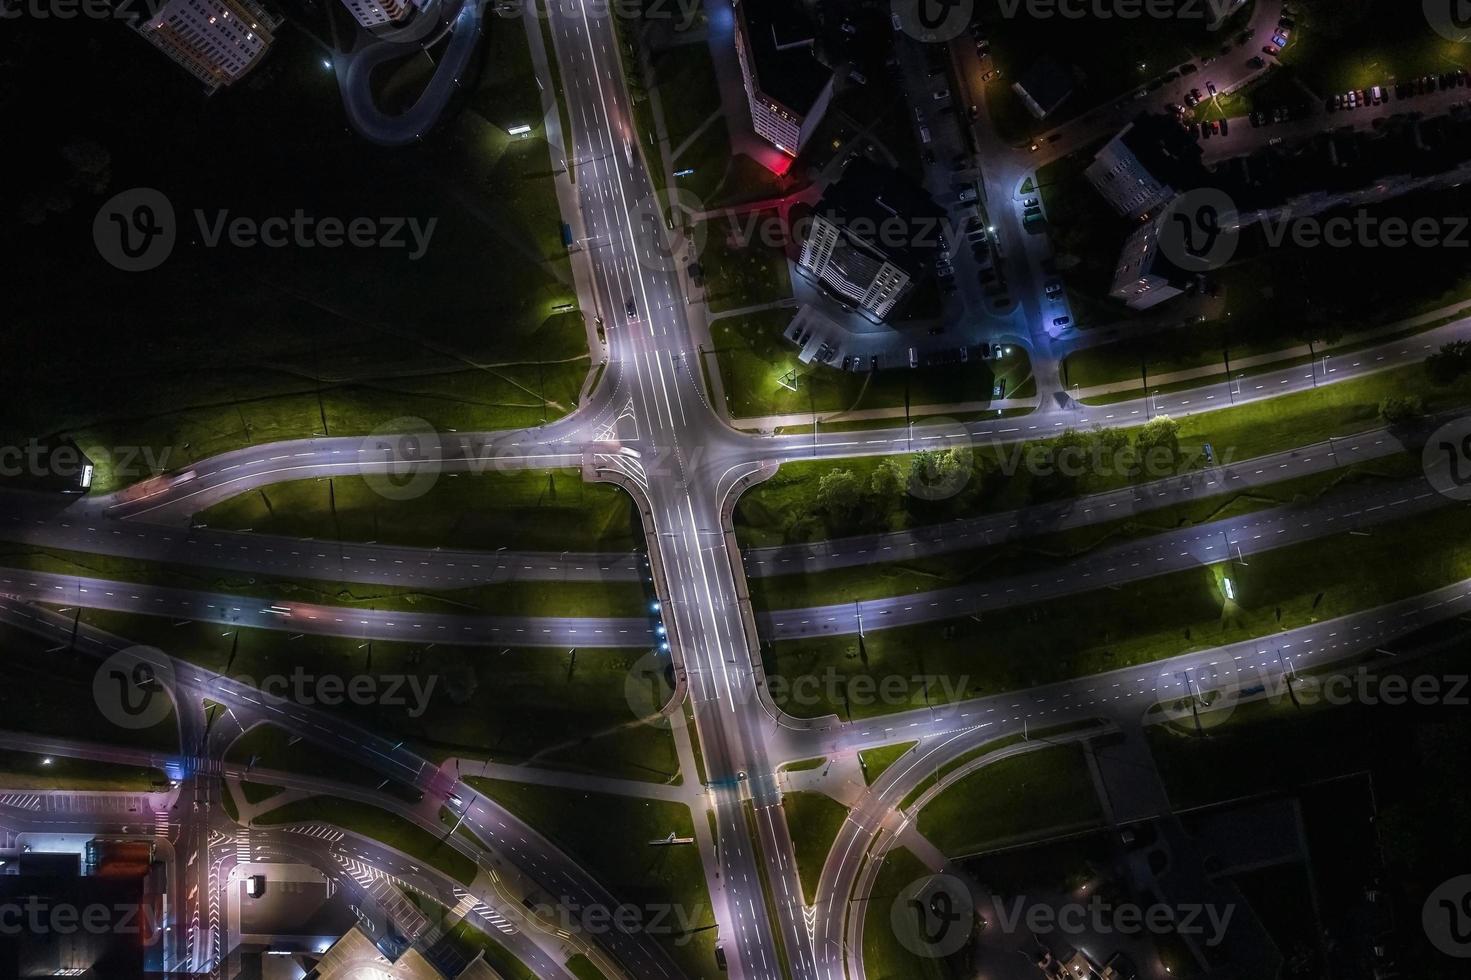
top-left (1379, 395), bottom-right (1425, 424)
top-left (1426, 340), bottom-right (1471, 386)
top-left (1134, 415), bottom-right (1182, 478)
top-left (868, 461), bottom-right (903, 504)
top-left (817, 468), bottom-right (863, 524)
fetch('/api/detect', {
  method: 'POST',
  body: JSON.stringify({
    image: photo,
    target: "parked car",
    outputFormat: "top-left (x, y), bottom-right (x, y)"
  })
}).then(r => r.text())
top-left (1053, 316), bottom-right (1071, 327)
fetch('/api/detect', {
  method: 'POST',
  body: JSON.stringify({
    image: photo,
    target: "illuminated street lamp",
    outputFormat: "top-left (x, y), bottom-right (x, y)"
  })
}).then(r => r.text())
top-left (508, 124), bottom-right (532, 137)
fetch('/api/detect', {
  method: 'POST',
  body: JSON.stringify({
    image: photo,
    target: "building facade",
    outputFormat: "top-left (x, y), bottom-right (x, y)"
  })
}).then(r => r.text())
top-left (131, 0), bottom-right (280, 91)
top-left (1086, 122), bottom-right (1176, 220)
top-left (339, 0), bottom-right (412, 28)
top-left (731, 0), bottom-right (834, 155)
top-left (797, 157), bottom-right (944, 322)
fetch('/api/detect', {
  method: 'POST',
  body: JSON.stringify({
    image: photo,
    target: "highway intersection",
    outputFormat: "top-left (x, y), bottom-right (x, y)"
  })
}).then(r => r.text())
top-left (4, 1), bottom-right (1471, 978)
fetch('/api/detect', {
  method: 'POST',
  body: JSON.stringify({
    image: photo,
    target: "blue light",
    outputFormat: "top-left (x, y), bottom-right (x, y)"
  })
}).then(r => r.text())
top-left (652, 601), bottom-right (661, 612)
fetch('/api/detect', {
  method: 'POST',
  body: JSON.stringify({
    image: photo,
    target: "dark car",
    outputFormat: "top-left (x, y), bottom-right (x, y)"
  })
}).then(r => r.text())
top-left (625, 299), bottom-right (636, 319)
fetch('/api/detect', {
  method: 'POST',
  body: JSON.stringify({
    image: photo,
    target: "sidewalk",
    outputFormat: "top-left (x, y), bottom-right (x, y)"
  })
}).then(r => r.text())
top-left (733, 396), bottom-right (1040, 432)
top-left (1074, 300), bottom-right (1471, 398)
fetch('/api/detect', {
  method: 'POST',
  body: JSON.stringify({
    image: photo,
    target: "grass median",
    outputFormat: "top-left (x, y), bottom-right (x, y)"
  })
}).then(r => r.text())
top-left (709, 309), bottom-right (1027, 422)
top-left (0, 622), bottom-right (180, 753)
top-left (254, 795), bottom-right (478, 886)
top-left (736, 360), bottom-right (1471, 548)
top-left (467, 779), bottom-right (720, 980)
top-left (746, 453), bottom-right (1423, 611)
top-left (762, 502), bottom-right (1471, 721)
top-left (781, 791), bottom-right (849, 905)
top-left (76, 614), bottom-right (678, 783)
top-left (0, 543), bottom-right (651, 620)
top-left (197, 470), bottom-right (642, 553)
top-left (915, 743), bottom-right (1102, 859)
top-left (0, 750), bottom-right (169, 792)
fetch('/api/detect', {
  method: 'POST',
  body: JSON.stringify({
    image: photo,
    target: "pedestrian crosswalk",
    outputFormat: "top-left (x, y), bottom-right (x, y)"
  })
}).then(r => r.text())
top-left (452, 887), bottom-right (518, 936)
top-left (286, 824), bottom-right (346, 843)
top-left (234, 828), bottom-right (251, 865)
top-left (153, 810), bottom-right (171, 839)
top-left (0, 794), bottom-right (41, 811)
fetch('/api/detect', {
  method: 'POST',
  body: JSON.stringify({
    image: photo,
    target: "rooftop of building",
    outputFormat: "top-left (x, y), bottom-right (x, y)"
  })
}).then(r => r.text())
top-left (735, 0), bottom-right (832, 114)
top-left (811, 156), bottom-right (946, 277)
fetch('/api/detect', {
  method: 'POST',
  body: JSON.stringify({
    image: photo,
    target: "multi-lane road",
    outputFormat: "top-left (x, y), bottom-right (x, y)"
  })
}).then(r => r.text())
top-left (4, 0), bottom-right (1470, 976)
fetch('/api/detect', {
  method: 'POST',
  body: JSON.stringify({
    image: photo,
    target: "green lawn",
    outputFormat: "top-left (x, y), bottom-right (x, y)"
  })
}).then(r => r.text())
top-left (0, 543), bottom-right (651, 620)
top-left (226, 723), bottom-right (422, 802)
top-left (862, 846), bottom-right (962, 980)
top-left (697, 213), bottom-right (792, 313)
top-left (0, 623), bottom-right (179, 752)
top-left (255, 795), bottom-right (478, 885)
top-left (449, 921), bottom-right (539, 980)
top-left (102, 620), bottom-right (679, 783)
top-left (564, 953), bottom-right (610, 980)
top-left (1277, 0), bottom-right (1467, 95)
top-left (239, 780), bottom-right (284, 805)
top-left (859, 742), bottom-right (916, 786)
top-left (916, 744), bottom-right (1103, 858)
top-left (652, 41), bottom-right (722, 154)
top-left (746, 453), bottom-right (1423, 611)
top-left (467, 779), bottom-right (720, 980)
top-left (977, 0), bottom-right (1257, 138)
top-left (780, 757), bottom-right (827, 773)
top-left (198, 470), bottom-right (642, 553)
top-left (710, 309), bottom-right (1024, 420)
top-left (736, 360), bottom-right (1471, 549)
top-left (5, 27), bottom-right (586, 494)
top-left (0, 751), bottom-right (169, 792)
top-left (781, 791), bottom-right (849, 905)
top-left (764, 502), bottom-right (1471, 720)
